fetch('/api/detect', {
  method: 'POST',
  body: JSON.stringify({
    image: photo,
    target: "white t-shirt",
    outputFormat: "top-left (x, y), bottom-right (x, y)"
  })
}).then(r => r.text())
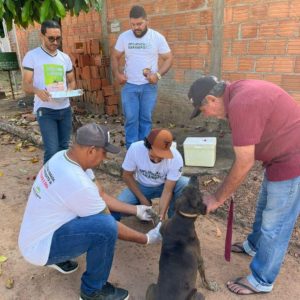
top-left (22, 47), bottom-right (73, 113)
top-left (122, 141), bottom-right (183, 187)
top-left (114, 28), bottom-right (171, 85)
top-left (18, 150), bottom-right (107, 266)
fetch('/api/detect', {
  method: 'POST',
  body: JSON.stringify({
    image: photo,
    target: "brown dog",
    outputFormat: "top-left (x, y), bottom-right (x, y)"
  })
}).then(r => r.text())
top-left (146, 176), bottom-right (212, 300)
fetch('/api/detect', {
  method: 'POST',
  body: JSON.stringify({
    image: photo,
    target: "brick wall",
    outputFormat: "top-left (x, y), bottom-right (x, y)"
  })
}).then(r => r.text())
top-left (14, 0), bottom-right (300, 123)
top-left (223, 0), bottom-right (300, 103)
top-left (14, 10), bottom-right (103, 63)
top-left (14, 24), bottom-right (40, 60)
top-left (61, 10), bottom-right (102, 55)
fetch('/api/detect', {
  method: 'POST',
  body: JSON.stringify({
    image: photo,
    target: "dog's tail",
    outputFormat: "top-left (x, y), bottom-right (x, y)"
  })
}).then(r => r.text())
top-left (145, 283), bottom-right (157, 300)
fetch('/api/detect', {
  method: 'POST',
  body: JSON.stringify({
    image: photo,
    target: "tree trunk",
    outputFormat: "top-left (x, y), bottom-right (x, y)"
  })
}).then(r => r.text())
top-left (0, 121), bottom-right (43, 146)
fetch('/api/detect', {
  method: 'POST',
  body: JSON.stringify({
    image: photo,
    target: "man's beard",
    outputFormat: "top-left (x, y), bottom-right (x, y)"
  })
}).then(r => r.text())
top-left (133, 26), bottom-right (148, 38)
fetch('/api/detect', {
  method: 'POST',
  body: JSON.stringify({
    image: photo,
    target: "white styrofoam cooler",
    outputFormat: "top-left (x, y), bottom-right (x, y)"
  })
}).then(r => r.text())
top-left (183, 137), bottom-right (217, 167)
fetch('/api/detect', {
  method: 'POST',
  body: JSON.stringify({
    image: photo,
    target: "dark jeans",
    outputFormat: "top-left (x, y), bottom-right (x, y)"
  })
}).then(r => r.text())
top-left (37, 106), bottom-right (72, 163)
top-left (46, 214), bottom-right (118, 296)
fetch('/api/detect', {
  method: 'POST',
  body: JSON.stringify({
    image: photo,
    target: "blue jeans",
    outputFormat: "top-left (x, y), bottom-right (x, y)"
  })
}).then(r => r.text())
top-left (114, 176), bottom-right (190, 220)
top-left (121, 83), bottom-right (158, 149)
top-left (46, 213), bottom-right (117, 296)
top-left (242, 174), bottom-right (300, 292)
top-left (37, 106), bottom-right (72, 163)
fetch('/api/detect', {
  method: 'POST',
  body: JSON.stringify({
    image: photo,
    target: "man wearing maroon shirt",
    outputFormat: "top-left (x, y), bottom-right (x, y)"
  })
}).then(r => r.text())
top-left (188, 75), bottom-right (300, 295)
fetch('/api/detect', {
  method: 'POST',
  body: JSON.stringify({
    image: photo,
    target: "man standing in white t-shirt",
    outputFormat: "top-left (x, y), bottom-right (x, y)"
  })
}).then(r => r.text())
top-left (116, 128), bottom-right (189, 220)
top-left (22, 20), bottom-right (76, 163)
top-left (112, 5), bottom-right (173, 149)
top-left (19, 123), bottom-right (162, 300)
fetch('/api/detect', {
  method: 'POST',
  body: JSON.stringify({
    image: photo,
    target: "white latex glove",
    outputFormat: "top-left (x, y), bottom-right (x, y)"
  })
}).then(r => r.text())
top-left (136, 205), bottom-right (153, 221)
top-left (146, 222), bottom-right (162, 244)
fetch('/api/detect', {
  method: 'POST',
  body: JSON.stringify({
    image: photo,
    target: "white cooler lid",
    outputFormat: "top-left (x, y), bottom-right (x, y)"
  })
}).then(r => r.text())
top-left (183, 137), bottom-right (217, 145)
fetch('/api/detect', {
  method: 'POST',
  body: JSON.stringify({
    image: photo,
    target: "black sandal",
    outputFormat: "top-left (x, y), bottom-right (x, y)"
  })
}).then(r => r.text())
top-left (227, 277), bottom-right (269, 295)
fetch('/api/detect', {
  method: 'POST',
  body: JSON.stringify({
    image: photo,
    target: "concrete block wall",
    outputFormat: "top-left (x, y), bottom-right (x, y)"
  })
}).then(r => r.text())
top-left (222, 0), bottom-right (300, 103)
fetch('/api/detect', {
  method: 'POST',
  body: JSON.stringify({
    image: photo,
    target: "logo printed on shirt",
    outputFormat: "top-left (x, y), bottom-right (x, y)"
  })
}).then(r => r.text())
top-left (128, 42), bottom-right (151, 49)
top-left (39, 164), bottom-right (55, 189)
top-left (44, 163), bottom-right (55, 184)
top-left (43, 64), bottom-right (64, 91)
top-left (33, 186), bottom-right (41, 199)
top-left (139, 169), bottom-right (164, 180)
top-left (40, 170), bottom-right (48, 189)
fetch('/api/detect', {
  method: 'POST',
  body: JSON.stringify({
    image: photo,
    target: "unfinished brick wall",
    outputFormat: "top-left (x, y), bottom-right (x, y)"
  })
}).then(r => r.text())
top-left (61, 11), bottom-right (102, 55)
top-left (13, 0), bottom-right (300, 122)
top-left (14, 10), bottom-right (102, 63)
top-left (70, 39), bottom-right (120, 116)
top-left (14, 24), bottom-right (40, 60)
top-left (223, 0), bottom-right (300, 103)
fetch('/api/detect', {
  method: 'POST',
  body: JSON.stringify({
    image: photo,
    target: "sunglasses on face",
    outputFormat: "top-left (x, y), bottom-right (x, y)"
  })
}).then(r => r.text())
top-left (44, 35), bottom-right (62, 43)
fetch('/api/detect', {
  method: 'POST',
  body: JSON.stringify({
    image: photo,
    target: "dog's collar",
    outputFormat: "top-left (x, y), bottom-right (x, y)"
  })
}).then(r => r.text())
top-left (178, 210), bottom-right (198, 218)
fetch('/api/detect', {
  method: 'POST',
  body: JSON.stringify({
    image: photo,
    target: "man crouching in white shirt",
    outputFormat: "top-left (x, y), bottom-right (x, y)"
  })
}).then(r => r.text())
top-left (115, 128), bottom-right (189, 221)
top-left (18, 123), bottom-right (162, 300)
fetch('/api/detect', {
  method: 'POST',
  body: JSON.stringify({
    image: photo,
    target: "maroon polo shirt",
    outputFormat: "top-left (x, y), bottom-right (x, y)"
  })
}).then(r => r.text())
top-left (223, 80), bottom-right (300, 181)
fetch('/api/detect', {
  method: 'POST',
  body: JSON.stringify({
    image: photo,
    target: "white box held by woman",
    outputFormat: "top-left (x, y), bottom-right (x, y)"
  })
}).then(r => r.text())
top-left (183, 137), bottom-right (217, 167)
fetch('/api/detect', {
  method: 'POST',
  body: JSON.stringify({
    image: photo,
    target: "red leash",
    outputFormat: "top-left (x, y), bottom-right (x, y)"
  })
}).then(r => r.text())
top-left (225, 196), bottom-right (234, 262)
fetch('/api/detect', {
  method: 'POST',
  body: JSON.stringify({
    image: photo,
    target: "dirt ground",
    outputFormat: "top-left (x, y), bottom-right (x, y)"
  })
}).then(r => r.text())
top-left (0, 131), bottom-right (299, 300)
top-left (0, 92), bottom-right (299, 300)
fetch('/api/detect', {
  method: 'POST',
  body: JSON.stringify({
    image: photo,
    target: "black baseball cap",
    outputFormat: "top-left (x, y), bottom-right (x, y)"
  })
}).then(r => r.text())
top-left (76, 123), bottom-right (120, 154)
top-left (188, 75), bottom-right (219, 119)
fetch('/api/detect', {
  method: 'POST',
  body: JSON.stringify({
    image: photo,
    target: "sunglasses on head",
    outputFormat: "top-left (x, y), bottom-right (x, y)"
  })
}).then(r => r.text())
top-left (44, 35), bottom-right (62, 43)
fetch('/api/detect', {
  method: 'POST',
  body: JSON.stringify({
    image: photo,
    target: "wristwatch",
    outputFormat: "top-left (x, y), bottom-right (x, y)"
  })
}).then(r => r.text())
top-left (156, 72), bottom-right (162, 80)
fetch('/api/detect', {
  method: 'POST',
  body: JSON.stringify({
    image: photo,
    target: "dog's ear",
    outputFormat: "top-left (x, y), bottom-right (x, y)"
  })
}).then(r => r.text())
top-left (175, 176), bottom-right (198, 212)
top-left (190, 178), bottom-right (206, 215)
top-left (199, 193), bottom-right (207, 215)
top-left (160, 220), bottom-right (168, 237)
top-left (175, 176), bottom-right (207, 215)
top-left (189, 176), bottom-right (201, 194)
top-left (189, 175), bottom-right (198, 186)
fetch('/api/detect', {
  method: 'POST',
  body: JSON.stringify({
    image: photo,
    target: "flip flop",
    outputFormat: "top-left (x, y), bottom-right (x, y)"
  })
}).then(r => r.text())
top-left (231, 242), bottom-right (247, 254)
top-left (227, 277), bottom-right (268, 295)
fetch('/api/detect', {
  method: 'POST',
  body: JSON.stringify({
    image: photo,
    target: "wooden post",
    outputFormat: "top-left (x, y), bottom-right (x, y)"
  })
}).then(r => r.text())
top-left (7, 70), bottom-right (15, 100)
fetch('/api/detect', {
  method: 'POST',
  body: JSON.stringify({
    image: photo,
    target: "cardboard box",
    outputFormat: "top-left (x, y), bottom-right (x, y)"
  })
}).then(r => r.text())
top-left (183, 137), bottom-right (217, 167)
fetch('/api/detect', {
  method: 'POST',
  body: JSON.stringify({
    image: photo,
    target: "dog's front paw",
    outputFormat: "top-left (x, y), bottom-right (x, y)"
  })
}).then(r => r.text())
top-left (145, 208), bottom-right (160, 226)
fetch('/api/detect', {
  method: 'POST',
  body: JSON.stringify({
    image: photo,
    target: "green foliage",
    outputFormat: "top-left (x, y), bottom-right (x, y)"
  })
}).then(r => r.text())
top-left (0, 0), bottom-right (103, 36)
